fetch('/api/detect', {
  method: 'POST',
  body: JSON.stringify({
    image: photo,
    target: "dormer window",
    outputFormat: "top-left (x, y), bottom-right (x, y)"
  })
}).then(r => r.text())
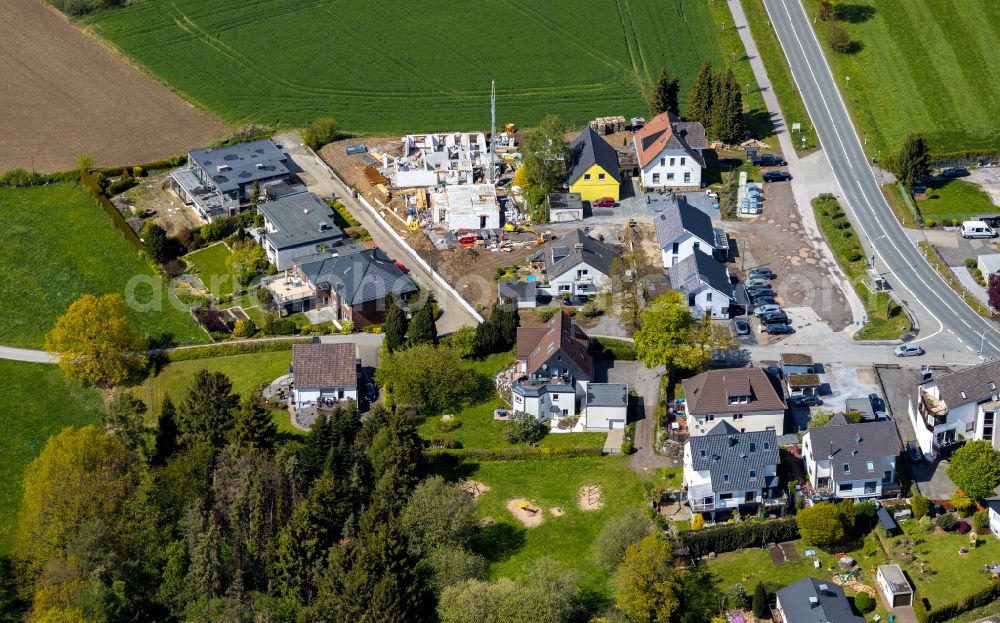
top-left (843, 463), bottom-right (851, 474)
top-left (749, 442), bottom-right (756, 453)
top-left (729, 395), bottom-right (748, 405)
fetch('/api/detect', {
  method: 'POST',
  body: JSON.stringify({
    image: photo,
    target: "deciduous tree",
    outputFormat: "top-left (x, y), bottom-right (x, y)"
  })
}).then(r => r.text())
top-left (521, 115), bottom-right (568, 198)
top-left (376, 345), bottom-right (484, 414)
top-left (504, 411), bottom-right (548, 445)
top-left (795, 502), bottom-right (846, 545)
top-left (613, 535), bottom-right (682, 623)
top-left (602, 244), bottom-right (658, 335)
top-left (635, 292), bottom-right (718, 374)
top-left (987, 272), bottom-right (1000, 311)
top-left (302, 117), bottom-right (340, 151)
top-left (44, 294), bottom-right (148, 387)
top-left (400, 476), bottom-right (477, 556)
top-left (226, 240), bottom-right (268, 287)
top-left (142, 221), bottom-right (170, 264)
top-left (890, 134), bottom-right (931, 188)
top-left (591, 508), bottom-right (656, 571)
top-left (947, 439), bottom-right (1000, 500)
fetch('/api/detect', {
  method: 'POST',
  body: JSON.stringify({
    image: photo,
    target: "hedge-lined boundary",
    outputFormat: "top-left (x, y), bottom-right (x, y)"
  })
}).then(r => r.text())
top-left (427, 446), bottom-right (604, 462)
top-left (161, 338), bottom-right (309, 362)
top-left (96, 155), bottom-right (186, 176)
top-left (679, 516), bottom-right (799, 558)
top-left (81, 170), bottom-right (144, 250)
top-left (915, 580), bottom-right (1000, 623)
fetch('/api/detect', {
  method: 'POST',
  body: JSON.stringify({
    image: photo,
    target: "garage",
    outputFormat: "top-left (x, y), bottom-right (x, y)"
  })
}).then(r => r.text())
top-left (876, 564), bottom-right (913, 608)
top-left (584, 384), bottom-right (629, 430)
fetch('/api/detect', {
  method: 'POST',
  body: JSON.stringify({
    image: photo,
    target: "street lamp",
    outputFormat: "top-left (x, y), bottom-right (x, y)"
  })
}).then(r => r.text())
top-left (978, 328), bottom-right (998, 358)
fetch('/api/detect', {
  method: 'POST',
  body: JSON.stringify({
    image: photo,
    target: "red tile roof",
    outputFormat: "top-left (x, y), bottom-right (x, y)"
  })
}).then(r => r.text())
top-left (516, 311), bottom-right (592, 380)
top-left (633, 112), bottom-right (707, 168)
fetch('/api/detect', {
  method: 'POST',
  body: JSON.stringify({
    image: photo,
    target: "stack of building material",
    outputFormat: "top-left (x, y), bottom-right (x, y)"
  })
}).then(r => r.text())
top-left (589, 116), bottom-right (626, 135)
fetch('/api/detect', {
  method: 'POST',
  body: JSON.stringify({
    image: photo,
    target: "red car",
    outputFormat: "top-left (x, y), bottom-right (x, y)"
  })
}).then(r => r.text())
top-left (394, 261), bottom-right (409, 273)
top-left (592, 197), bottom-right (617, 208)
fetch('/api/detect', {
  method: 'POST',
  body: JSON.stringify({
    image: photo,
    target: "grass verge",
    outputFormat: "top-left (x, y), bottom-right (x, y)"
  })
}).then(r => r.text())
top-left (916, 241), bottom-right (994, 319)
top-left (881, 184), bottom-right (919, 228)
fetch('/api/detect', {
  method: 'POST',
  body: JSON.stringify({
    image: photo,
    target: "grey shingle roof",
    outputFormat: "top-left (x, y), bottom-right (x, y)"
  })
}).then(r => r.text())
top-left (498, 281), bottom-right (537, 304)
top-left (688, 421), bottom-right (779, 493)
top-left (299, 248), bottom-right (417, 306)
top-left (566, 127), bottom-right (621, 185)
top-left (292, 343), bottom-right (357, 388)
top-left (803, 415), bottom-right (900, 477)
top-left (188, 139), bottom-right (289, 193)
top-left (587, 383), bottom-right (628, 408)
top-left (543, 229), bottom-right (620, 281)
top-left (669, 249), bottom-right (733, 298)
top-left (930, 359), bottom-right (1000, 408)
top-left (259, 193), bottom-right (344, 250)
top-left (777, 578), bottom-right (865, 623)
top-left (653, 196), bottom-right (715, 249)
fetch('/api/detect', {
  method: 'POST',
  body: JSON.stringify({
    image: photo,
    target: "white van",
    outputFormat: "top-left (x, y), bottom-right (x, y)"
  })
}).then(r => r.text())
top-left (961, 220), bottom-right (998, 239)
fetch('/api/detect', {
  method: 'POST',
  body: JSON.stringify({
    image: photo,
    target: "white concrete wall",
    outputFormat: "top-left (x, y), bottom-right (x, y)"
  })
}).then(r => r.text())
top-left (989, 505), bottom-right (1000, 538)
top-left (660, 231), bottom-right (713, 268)
top-left (639, 148), bottom-right (702, 188)
top-left (684, 285), bottom-right (730, 320)
top-left (585, 405), bottom-right (627, 429)
top-left (688, 411), bottom-right (784, 436)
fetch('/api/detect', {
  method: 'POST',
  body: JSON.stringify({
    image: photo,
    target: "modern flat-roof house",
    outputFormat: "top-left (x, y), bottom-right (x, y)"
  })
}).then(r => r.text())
top-left (986, 485), bottom-right (1000, 539)
top-left (258, 193), bottom-right (345, 270)
top-left (683, 421), bottom-right (782, 515)
top-left (532, 229), bottom-right (619, 298)
top-left (801, 414), bottom-right (901, 500)
top-left (653, 196), bottom-right (727, 267)
top-left (431, 183), bottom-right (500, 230)
top-left (669, 249), bottom-right (736, 319)
top-left (268, 248), bottom-right (417, 328)
top-left (876, 565), bottom-right (913, 608)
top-left (776, 578), bottom-right (865, 623)
top-left (907, 361), bottom-right (1000, 461)
top-left (780, 354), bottom-right (824, 398)
top-left (682, 368), bottom-right (787, 436)
top-left (546, 192), bottom-right (584, 223)
top-left (633, 112), bottom-right (706, 191)
top-left (171, 139), bottom-right (292, 222)
top-left (566, 127), bottom-right (621, 202)
top-left (291, 343), bottom-right (359, 410)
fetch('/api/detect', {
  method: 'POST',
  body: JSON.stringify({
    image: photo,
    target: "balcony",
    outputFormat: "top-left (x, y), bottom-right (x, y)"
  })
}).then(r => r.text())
top-left (265, 275), bottom-right (315, 304)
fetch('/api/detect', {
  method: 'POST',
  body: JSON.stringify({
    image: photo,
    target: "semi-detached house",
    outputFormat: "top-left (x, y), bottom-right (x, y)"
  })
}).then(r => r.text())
top-left (258, 193), bottom-right (345, 271)
top-left (533, 229), bottom-right (619, 299)
top-left (668, 249), bottom-right (735, 319)
top-left (633, 111), bottom-right (706, 190)
top-left (801, 414), bottom-right (901, 500)
top-left (653, 196), bottom-right (727, 267)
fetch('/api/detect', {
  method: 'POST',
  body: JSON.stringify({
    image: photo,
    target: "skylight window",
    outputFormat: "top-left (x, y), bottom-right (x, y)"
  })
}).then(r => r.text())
top-left (843, 463), bottom-right (851, 474)
top-left (866, 461), bottom-right (874, 472)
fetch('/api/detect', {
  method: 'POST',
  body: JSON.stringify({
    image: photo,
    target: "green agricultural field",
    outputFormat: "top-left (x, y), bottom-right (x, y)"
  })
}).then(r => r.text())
top-left (804, 0), bottom-right (1000, 154)
top-left (0, 361), bottom-right (105, 553)
top-left (0, 184), bottom-right (207, 349)
top-left (84, 0), bottom-right (764, 134)
top-left (185, 242), bottom-right (234, 298)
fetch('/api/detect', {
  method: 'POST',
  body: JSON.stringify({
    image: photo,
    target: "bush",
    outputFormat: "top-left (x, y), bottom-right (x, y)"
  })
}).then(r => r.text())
top-left (535, 307), bottom-right (558, 322)
top-left (504, 412), bottom-right (547, 445)
top-left (427, 434), bottom-right (460, 449)
top-left (690, 513), bottom-right (705, 531)
top-left (854, 592), bottom-right (874, 613)
top-left (923, 218), bottom-right (936, 228)
top-left (726, 583), bottom-right (750, 610)
top-left (952, 491), bottom-right (975, 517)
top-left (923, 582), bottom-right (1000, 623)
top-left (911, 494), bottom-right (930, 519)
top-left (302, 117), bottom-right (340, 150)
top-left (973, 510), bottom-right (990, 530)
top-left (580, 301), bottom-right (602, 318)
top-left (435, 416), bottom-right (461, 433)
top-left (965, 258), bottom-right (979, 269)
top-left (679, 517), bottom-right (799, 558)
top-left (594, 337), bottom-right (638, 361)
top-left (261, 313), bottom-right (298, 336)
top-left (957, 520), bottom-right (971, 534)
top-left (231, 319), bottom-right (256, 338)
top-left (0, 167), bottom-right (44, 188)
top-left (828, 24), bottom-right (851, 53)
top-left (936, 512), bottom-right (959, 531)
top-left (847, 251), bottom-right (864, 262)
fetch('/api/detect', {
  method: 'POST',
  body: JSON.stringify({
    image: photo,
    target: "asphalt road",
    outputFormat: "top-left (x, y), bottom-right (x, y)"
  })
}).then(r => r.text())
top-left (763, 0), bottom-right (1000, 359)
top-left (0, 346), bottom-right (57, 363)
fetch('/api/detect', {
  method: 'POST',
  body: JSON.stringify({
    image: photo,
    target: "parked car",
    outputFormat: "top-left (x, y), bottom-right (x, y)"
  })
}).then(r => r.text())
top-left (365, 382), bottom-right (378, 403)
top-left (940, 167), bottom-right (970, 178)
top-left (745, 277), bottom-right (770, 288)
top-left (759, 310), bottom-right (789, 325)
top-left (746, 286), bottom-right (775, 298)
top-left (907, 440), bottom-right (922, 462)
top-left (754, 303), bottom-right (781, 316)
top-left (763, 171), bottom-right (792, 182)
top-left (733, 319), bottom-right (751, 336)
top-left (395, 261), bottom-right (409, 273)
top-left (748, 267), bottom-right (776, 279)
top-left (894, 343), bottom-right (925, 357)
top-left (868, 392), bottom-right (886, 413)
top-left (790, 395), bottom-right (823, 407)
top-left (749, 296), bottom-right (777, 307)
top-left (561, 295), bottom-right (589, 306)
top-left (961, 220), bottom-right (998, 239)
top-left (763, 323), bottom-right (795, 335)
top-left (592, 197), bottom-right (617, 208)
top-left (752, 153), bottom-right (787, 167)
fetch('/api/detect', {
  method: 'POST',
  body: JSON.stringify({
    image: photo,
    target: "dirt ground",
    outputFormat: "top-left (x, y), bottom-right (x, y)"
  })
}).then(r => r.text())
top-left (459, 479), bottom-right (490, 500)
top-left (725, 179), bottom-right (853, 331)
top-left (122, 171), bottom-right (203, 235)
top-left (0, 0), bottom-right (224, 173)
top-left (506, 498), bottom-right (543, 527)
top-left (578, 485), bottom-right (604, 511)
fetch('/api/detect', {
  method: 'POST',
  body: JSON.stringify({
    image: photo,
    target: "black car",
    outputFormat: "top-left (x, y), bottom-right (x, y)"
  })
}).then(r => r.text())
top-left (868, 392), bottom-right (885, 413)
top-left (790, 395), bottom-right (823, 407)
top-left (763, 323), bottom-right (795, 335)
top-left (365, 382), bottom-right (378, 403)
top-left (733, 319), bottom-right (751, 336)
top-left (561, 295), bottom-right (589, 306)
top-left (748, 267), bottom-right (777, 280)
top-left (752, 153), bottom-right (787, 167)
top-left (763, 171), bottom-right (792, 182)
top-left (749, 295), bottom-right (777, 307)
top-left (759, 310), bottom-right (789, 325)
top-left (746, 287), bottom-right (775, 299)
top-left (940, 167), bottom-right (969, 179)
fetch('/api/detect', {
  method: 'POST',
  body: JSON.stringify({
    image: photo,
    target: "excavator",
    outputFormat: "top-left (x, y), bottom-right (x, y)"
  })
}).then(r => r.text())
top-left (503, 223), bottom-right (536, 234)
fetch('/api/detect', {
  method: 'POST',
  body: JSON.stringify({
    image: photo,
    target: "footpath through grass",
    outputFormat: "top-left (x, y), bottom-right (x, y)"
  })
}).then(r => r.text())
top-left (0, 361), bottom-right (105, 553)
top-left (0, 183), bottom-right (206, 349)
top-left (812, 195), bottom-right (911, 339)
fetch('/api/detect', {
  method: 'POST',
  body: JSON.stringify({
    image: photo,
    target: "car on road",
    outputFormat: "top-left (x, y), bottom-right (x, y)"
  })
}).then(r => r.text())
top-left (754, 303), bottom-right (781, 316)
top-left (752, 153), bottom-right (787, 167)
top-left (748, 267), bottom-right (776, 279)
top-left (894, 343), bottom-right (925, 357)
top-left (940, 167), bottom-right (969, 179)
top-left (759, 310), bottom-right (789, 325)
top-left (763, 323), bottom-right (795, 335)
top-left (733, 319), bottom-right (751, 336)
top-left (763, 171), bottom-right (792, 183)
top-left (789, 395), bottom-right (823, 407)
top-left (745, 277), bottom-right (770, 288)
top-left (592, 197), bottom-right (617, 208)
top-left (750, 296), bottom-right (777, 307)
top-left (907, 440), bottom-right (922, 462)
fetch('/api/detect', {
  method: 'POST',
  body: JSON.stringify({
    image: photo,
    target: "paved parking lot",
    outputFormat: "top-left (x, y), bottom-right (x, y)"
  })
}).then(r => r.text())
top-left (922, 228), bottom-right (998, 266)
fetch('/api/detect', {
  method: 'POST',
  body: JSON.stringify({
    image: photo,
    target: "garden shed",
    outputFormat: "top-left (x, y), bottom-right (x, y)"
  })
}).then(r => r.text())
top-left (876, 506), bottom-right (901, 536)
top-left (876, 564), bottom-right (913, 608)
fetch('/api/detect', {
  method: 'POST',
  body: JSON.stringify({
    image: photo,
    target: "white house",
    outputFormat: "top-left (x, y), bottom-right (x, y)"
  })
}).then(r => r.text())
top-left (683, 421), bottom-right (782, 515)
top-left (907, 361), bottom-right (1000, 461)
top-left (258, 193), bottom-right (346, 270)
top-left (532, 229), bottom-right (619, 298)
top-left (776, 578), bottom-right (865, 623)
top-left (801, 414), bottom-right (901, 500)
top-left (633, 111), bottom-right (706, 190)
top-left (682, 367), bottom-right (787, 436)
top-left (291, 343), bottom-right (359, 410)
top-left (431, 183), bottom-right (500, 230)
top-left (584, 384), bottom-right (629, 430)
top-left (652, 196), bottom-right (727, 267)
top-left (668, 249), bottom-right (735, 319)
top-left (987, 485), bottom-right (1000, 539)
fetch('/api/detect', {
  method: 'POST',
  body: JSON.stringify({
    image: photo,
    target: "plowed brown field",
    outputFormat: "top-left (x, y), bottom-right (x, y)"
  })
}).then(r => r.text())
top-left (0, 0), bottom-right (224, 173)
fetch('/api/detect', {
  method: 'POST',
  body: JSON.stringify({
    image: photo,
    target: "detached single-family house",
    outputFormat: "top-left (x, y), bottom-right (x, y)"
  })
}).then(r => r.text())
top-left (431, 183), bottom-right (500, 230)
top-left (258, 193), bottom-right (345, 270)
top-left (668, 249), bottom-right (735, 319)
top-left (291, 343), bottom-right (359, 410)
top-left (801, 414), bottom-right (901, 500)
top-left (533, 229), bottom-right (619, 298)
top-left (653, 196), bottom-right (727, 267)
top-left (876, 565), bottom-right (913, 608)
top-left (986, 485), bottom-right (1000, 538)
top-left (584, 383), bottom-right (629, 430)
top-left (776, 578), bottom-right (865, 623)
top-left (633, 111), bottom-right (706, 190)
top-left (682, 367), bottom-right (787, 436)
top-left (683, 421), bottom-right (782, 515)
top-left (907, 360), bottom-right (1000, 461)
top-left (566, 127), bottom-right (621, 202)
top-left (268, 248), bottom-right (417, 327)
top-left (171, 139), bottom-right (292, 222)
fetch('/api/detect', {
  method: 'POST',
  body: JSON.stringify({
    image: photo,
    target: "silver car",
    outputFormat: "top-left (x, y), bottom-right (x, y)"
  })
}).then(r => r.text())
top-left (894, 343), bottom-right (925, 357)
top-left (754, 303), bottom-right (781, 316)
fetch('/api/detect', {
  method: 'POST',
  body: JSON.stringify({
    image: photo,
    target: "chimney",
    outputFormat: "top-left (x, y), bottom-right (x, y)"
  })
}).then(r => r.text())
top-left (818, 583), bottom-right (829, 594)
top-left (809, 597), bottom-right (819, 608)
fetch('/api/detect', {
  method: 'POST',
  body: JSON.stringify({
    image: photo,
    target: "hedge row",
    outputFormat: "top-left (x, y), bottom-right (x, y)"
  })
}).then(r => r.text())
top-left (0, 168), bottom-right (80, 188)
top-left (679, 516), bottom-right (800, 558)
top-left (427, 446), bottom-right (604, 462)
top-left (916, 581), bottom-right (1000, 623)
top-left (593, 337), bottom-right (637, 361)
top-left (162, 338), bottom-right (309, 362)
top-left (96, 155), bottom-right (185, 176)
top-left (81, 169), bottom-right (144, 250)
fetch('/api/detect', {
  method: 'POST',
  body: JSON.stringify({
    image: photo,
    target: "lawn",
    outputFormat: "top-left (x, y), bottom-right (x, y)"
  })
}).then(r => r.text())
top-left (440, 456), bottom-right (648, 601)
top-left (812, 195), bottom-right (912, 340)
top-left (0, 183), bottom-right (207, 348)
top-left (802, 0), bottom-right (1000, 155)
top-left (0, 360), bottom-right (106, 553)
top-left (915, 179), bottom-right (997, 222)
top-left (84, 0), bottom-right (762, 134)
top-left (184, 242), bottom-right (234, 298)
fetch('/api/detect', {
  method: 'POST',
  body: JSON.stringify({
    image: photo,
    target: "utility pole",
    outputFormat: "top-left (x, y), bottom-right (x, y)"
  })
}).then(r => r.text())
top-left (490, 80), bottom-right (496, 185)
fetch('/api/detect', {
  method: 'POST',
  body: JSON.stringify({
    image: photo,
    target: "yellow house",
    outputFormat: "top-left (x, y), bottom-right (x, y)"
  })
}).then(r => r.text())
top-left (566, 127), bottom-right (621, 202)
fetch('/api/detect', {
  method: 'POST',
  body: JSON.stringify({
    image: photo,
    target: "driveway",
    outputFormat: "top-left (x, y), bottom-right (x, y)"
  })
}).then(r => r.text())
top-left (600, 359), bottom-right (672, 472)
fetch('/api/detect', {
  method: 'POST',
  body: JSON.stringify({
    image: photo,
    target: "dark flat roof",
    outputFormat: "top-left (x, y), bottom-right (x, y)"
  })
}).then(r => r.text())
top-left (189, 139), bottom-right (289, 193)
